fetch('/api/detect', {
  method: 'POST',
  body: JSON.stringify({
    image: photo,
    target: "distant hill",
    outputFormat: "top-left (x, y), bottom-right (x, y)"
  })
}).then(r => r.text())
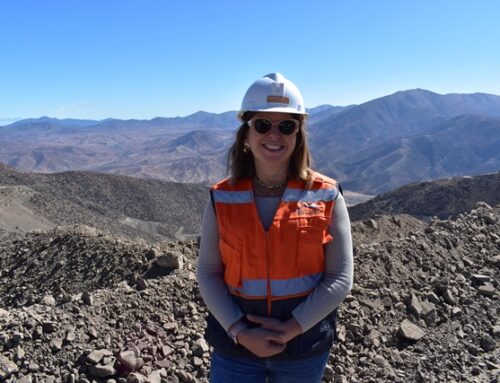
top-left (1, 89), bottom-right (499, 193)
top-left (0, 164), bottom-right (208, 240)
top-left (341, 114), bottom-right (500, 193)
top-left (310, 89), bottom-right (500, 193)
top-left (349, 171), bottom-right (500, 221)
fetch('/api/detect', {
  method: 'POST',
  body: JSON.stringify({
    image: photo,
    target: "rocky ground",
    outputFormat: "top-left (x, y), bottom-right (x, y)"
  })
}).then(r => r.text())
top-left (1, 203), bottom-right (499, 382)
top-left (350, 214), bottom-right (428, 247)
top-left (331, 202), bottom-right (499, 383)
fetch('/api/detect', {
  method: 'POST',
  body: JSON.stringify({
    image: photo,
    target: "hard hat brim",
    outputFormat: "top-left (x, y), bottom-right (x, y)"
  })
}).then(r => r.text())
top-left (238, 107), bottom-right (309, 121)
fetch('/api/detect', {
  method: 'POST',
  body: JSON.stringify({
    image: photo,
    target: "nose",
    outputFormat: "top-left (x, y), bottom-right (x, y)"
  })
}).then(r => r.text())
top-left (266, 123), bottom-right (282, 137)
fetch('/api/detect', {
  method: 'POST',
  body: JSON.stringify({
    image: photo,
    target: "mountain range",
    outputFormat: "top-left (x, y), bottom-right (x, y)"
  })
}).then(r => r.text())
top-left (1, 89), bottom-right (499, 194)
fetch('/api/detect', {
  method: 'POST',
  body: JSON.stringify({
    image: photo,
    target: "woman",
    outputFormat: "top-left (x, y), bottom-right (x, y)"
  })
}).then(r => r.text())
top-left (197, 73), bottom-right (353, 383)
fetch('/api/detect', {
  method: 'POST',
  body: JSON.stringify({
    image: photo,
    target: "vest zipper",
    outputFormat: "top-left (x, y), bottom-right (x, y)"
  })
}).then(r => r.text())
top-left (265, 231), bottom-right (272, 316)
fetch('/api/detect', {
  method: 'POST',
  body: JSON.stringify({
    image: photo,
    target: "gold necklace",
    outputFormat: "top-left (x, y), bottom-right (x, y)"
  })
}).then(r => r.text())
top-left (254, 176), bottom-right (287, 190)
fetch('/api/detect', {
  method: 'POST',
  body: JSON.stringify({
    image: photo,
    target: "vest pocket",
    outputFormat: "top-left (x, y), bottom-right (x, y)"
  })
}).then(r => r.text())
top-left (297, 225), bottom-right (331, 276)
top-left (219, 231), bottom-right (242, 288)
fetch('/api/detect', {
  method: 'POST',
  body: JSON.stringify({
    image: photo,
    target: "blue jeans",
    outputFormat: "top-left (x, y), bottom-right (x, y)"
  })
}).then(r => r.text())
top-left (209, 351), bottom-right (330, 383)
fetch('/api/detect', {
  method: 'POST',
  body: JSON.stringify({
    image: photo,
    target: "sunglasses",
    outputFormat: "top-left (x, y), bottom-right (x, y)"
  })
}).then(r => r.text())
top-left (250, 118), bottom-right (300, 136)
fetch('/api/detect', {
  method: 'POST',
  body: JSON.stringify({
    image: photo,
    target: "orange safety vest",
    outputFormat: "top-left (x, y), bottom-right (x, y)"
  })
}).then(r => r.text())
top-left (211, 172), bottom-right (338, 316)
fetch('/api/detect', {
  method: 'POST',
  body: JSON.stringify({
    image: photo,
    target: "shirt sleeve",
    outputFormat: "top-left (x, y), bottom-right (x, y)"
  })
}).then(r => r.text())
top-left (291, 192), bottom-right (354, 332)
top-left (196, 199), bottom-right (243, 331)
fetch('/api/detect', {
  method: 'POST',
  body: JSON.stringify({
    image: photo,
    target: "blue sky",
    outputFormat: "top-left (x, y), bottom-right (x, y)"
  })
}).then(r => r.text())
top-left (1, 0), bottom-right (499, 123)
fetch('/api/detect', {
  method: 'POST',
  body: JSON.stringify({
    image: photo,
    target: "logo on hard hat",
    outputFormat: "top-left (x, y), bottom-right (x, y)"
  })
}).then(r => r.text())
top-left (267, 96), bottom-right (290, 104)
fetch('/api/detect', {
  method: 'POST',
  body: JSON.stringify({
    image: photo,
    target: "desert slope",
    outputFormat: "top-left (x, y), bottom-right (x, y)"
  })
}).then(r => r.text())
top-left (0, 164), bottom-right (208, 240)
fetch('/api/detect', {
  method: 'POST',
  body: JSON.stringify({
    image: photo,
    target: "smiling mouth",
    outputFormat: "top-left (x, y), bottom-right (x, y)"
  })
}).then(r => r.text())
top-left (262, 143), bottom-right (284, 152)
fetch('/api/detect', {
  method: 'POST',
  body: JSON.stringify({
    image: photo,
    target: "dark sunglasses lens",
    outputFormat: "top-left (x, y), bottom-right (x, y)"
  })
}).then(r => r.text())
top-left (278, 120), bottom-right (298, 135)
top-left (253, 119), bottom-right (272, 134)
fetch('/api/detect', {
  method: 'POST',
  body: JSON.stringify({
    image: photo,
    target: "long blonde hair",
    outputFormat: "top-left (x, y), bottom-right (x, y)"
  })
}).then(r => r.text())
top-left (227, 112), bottom-right (313, 185)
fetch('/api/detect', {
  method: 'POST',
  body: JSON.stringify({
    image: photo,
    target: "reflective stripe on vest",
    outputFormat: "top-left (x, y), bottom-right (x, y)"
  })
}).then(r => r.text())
top-left (213, 187), bottom-right (338, 204)
top-left (212, 190), bottom-right (253, 204)
top-left (282, 188), bottom-right (338, 203)
top-left (228, 272), bottom-right (323, 298)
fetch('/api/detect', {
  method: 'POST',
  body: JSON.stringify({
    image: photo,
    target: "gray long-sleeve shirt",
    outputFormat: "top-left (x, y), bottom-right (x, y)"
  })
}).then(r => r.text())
top-left (197, 192), bottom-right (353, 333)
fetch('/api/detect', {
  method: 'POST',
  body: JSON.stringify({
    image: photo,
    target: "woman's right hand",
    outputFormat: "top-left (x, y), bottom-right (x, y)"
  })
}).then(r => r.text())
top-left (236, 327), bottom-right (286, 358)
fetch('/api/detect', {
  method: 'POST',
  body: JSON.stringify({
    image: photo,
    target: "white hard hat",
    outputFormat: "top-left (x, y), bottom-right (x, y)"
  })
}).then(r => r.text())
top-left (238, 73), bottom-right (308, 121)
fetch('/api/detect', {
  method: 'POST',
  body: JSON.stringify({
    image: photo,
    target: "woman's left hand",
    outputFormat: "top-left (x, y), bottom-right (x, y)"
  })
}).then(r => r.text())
top-left (246, 314), bottom-right (303, 344)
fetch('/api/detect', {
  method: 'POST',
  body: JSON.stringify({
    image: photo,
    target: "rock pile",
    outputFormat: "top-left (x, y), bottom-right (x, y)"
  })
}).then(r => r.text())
top-left (0, 269), bottom-right (207, 383)
top-left (330, 202), bottom-right (499, 382)
top-left (0, 225), bottom-right (196, 308)
top-left (1, 203), bottom-right (499, 382)
top-left (350, 214), bottom-right (427, 247)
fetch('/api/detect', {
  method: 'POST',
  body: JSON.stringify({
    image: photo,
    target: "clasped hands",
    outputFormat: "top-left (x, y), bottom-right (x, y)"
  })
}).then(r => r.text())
top-left (236, 314), bottom-right (303, 358)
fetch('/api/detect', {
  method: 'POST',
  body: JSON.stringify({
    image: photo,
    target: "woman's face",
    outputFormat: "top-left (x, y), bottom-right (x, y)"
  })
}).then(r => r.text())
top-left (245, 112), bottom-right (300, 173)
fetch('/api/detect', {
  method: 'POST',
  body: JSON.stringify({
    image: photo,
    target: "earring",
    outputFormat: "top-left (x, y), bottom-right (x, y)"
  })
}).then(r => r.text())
top-left (243, 142), bottom-right (250, 153)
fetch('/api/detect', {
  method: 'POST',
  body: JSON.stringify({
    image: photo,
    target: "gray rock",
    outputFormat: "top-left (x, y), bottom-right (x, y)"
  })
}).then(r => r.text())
top-left (127, 373), bottom-right (146, 383)
top-left (0, 332), bottom-right (8, 344)
top-left (455, 273), bottom-right (466, 284)
top-left (146, 370), bottom-right (163, 383)
top-left (0, 355), bottom-right (18, 379)
top-left (426, 292), bottom-right (440, 305)
top-left (137, 277), bottom-right (148, 290)
top-left (82, 291), bottom-right (93, 305)
top-left (477, 284), bottom-right (495, 296)
top-left (155, 252), bottom-right (184, 269)
top-left (118, 350), bottom-right (138, 371)
top-left (471, 274), bottom-right (492, 284)
top-left (373, 354), bottom-right (388, 367)
top-left (42, 321), bottom-right (58, 333)
top-left (65, 328), bottom-right (76, 343)
top-left (88, 364), bottom-right (116, 378)
top-left (409, 294), bottom-right (423, 317)
top-left (163, 323), bottom-right (177, 332)
top-left (41, 294), bottom-right (56, 306)
top-left (154, 359), bottom-right (170, 369)
top-left (486, 360), bottom-right (500, 370)
top-left (89, 327), bottom-right (98, 339)
top-left (323, 364), bottom-right (334, 381)
top-left (366, 219), bottom-right (378, 230)
top-left (399, 319), bottom-right (426, 341)
top-left (14, 346), bottom-right (25, 361)
top-left (367, 329), bottom-right (381, 347)
top-left (493, 325), bottom-right (500, 337)
top-left (12, 332), bottom-right (23, 344)
top-left (87, 349), bottom-right (113, 364)
top-left (442, 289), bottom-right (457, 305)
top-left (421, 301), bottom-right (438, 326)
top-left (50, 338), bottom-right (63, 352)
top-left (145, 248), bottom-right (158, 260)
top-left (0, 308), bottom-right (9, 321)
top-left (27, 362), bottom-right (39, 372)
top-left (192, 356), bottom-right (203, 366)
top-left (191, 338), bottom-right (209, 357)
top-left (480, 334), bottom-right (496, 352)
top-left (176, 370), bottom-right (195, 383)
top-left (18, 375), bottom-right (33, 383)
